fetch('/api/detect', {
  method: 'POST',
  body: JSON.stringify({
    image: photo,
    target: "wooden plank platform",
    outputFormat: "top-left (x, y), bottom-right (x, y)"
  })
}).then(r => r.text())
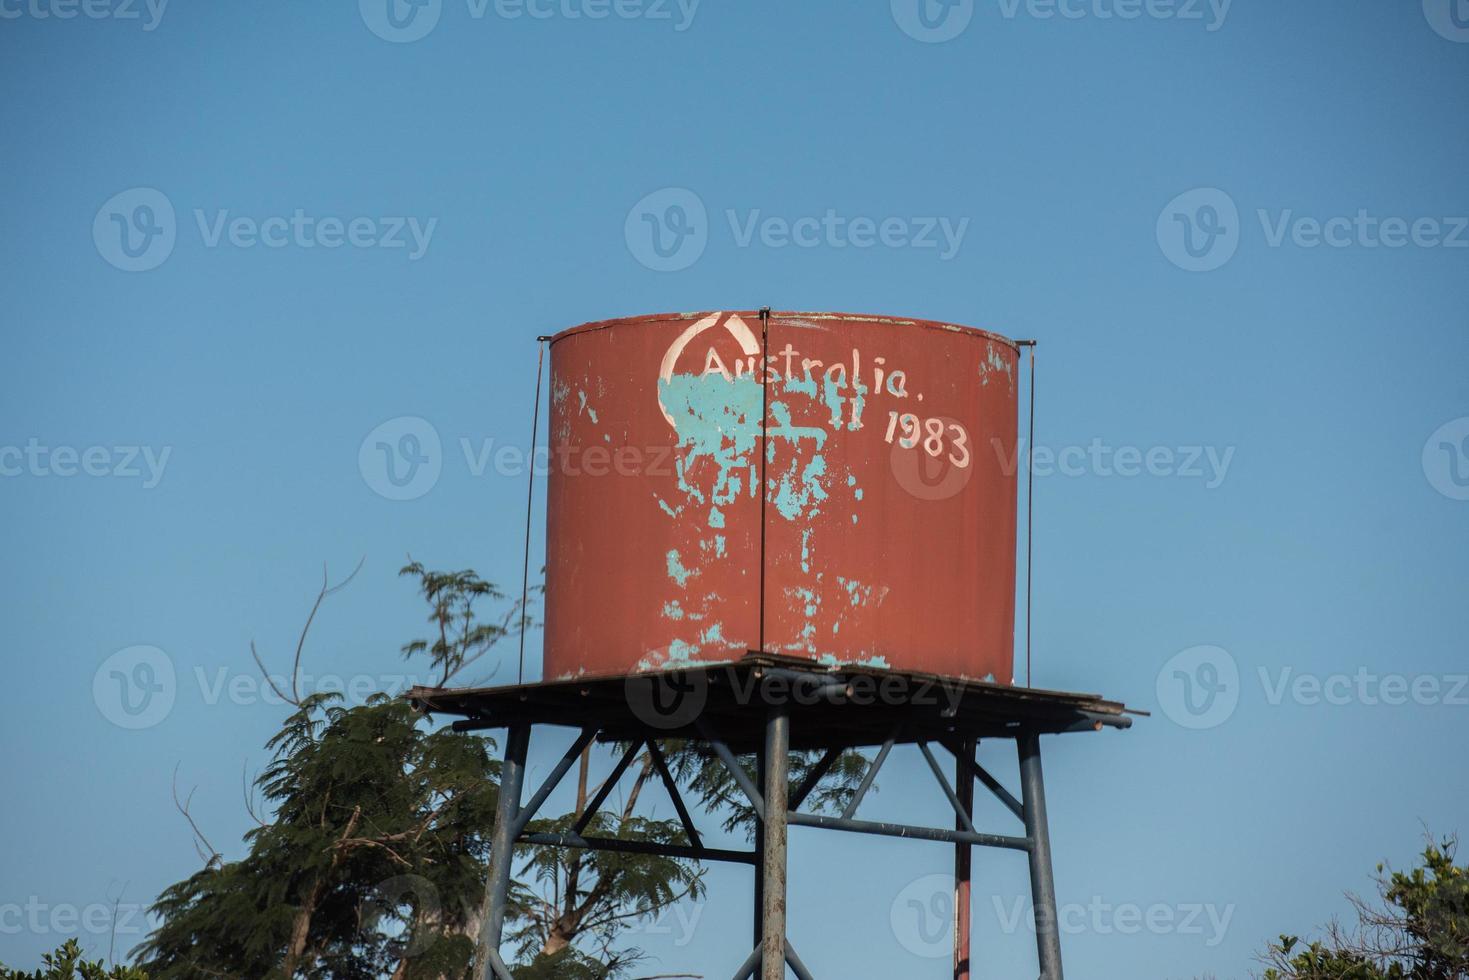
top-left (407, 653), bottom-right (1139, 752)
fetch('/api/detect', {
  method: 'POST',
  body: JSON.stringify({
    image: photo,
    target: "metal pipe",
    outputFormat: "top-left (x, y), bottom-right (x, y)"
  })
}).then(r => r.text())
top-left (971, 758), bottom-right (1026, 824)
top-left (784, 939), bottom-right (815, 980)
top-left (954, 737), bottom-right (976, 980)
top-left (789, 745), bottom-right (842, 812)
top-left (519, 831), bottom-right (754, 866)
top-left (474, 724), bottom-right (529, 980)
top-left (731, 946), bottom-right (761, 980)
top-left (842, 730), bottom-right (896, 819)
top-left (919, 741), bottom-right (977, 834)
top-left (1019, 733), bottom-right (1064, 979)
top-left (697, 720), bottom-right (765, 817)
top-left (788, 811), bottom-right (1031, 851)
top-left (512, 726), bottom-right (597, 838)
top-left (752, 742), bottom-right (766, 956)
top-left (645, 738), bottom-right (703, 849)
top-left (571, 739), bottom-right (640, 835)
top-left (761, 707), bottom-right (790, 980)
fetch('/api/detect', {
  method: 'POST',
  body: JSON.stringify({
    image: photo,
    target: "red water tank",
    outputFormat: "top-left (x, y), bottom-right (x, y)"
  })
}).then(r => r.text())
top-left (543, 311), bottom-right (1020, 683)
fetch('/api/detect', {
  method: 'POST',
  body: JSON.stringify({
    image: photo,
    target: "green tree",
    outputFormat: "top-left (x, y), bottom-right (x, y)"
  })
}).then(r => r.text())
top-left (0, 940), bottom-right (148, 980)
top-left (128, 559), bottom-right (877, 978)
top-left (135, 563), bottom-right (507, 979)
top-left (1262, 836), bottom-right (1468, 979)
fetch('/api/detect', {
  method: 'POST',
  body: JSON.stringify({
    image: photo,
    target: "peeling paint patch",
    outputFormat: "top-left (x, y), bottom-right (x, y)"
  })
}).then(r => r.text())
top-left (836, 575), bottom-right (883, 609)
top-left (663, 599), bottom-right (685, 620)
top-left (979, 342), bottom-right (1016, 391)
top-left (577, 389), bottom-right (599, 423)
top-left (668, 638), bottom-right (699, 662)
top-left (773, 452), bottom-right (829, 521)
top-left (666, 549), bottom-right (693, 588)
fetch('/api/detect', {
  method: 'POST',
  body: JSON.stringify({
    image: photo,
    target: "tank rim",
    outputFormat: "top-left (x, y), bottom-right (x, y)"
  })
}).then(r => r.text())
top-left (547, 311), bottom-right (1020, 351)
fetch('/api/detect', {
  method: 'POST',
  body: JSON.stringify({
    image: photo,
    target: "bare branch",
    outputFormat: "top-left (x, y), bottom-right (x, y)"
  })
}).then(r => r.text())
top-left (242, 761), bottom-right (269, 829)
top-left (171, 763), bottom-right (220, 869)
top-left (249, 557), bottom-right (365, 706)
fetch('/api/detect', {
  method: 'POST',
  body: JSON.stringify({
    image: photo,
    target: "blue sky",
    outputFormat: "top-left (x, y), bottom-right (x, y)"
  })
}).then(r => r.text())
top-left (2, 1), bottom-right (1467, 976)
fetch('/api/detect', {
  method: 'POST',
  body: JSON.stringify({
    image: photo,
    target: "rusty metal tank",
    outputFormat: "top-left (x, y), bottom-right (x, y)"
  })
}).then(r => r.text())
top-left (542, 311), bottom-right (1021, 683)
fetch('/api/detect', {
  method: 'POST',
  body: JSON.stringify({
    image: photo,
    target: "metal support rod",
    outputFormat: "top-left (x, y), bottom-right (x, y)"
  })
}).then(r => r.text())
top-left (789, 745), bottom-right (843, 812)
top-left (512, 726), bottom-right (597, 837)
top-left (732, 946), bottom-right (761, 980)
top-left (571, 739), bottom-right (641, 835)
top-left (789, 811), bottom-right (1030, 851)
top-left (519, 831), bottom-right (754, 865)
top-left (842, 730), bottom-right (896, 819)
top-left (1019, 733), bottom-right (1064, 979)
top-left (516, 341), bottom-right (545, 686)
top-left (785, 939), bottom-right (816, 980)
top-left (761, 707), bottom-right (790, 980)
top-left (474, 724), bottom-right (529, 980)
top-left (645, 739), bottom-right (703, 848)
top-left (954, 737), bottom-right (976, 980)
top-left (919, 741), bottom-right (977, 834)
top-left (752, 741), bottom-right (766, 956)
top-left (973, 760), bottom-right (1026, 824)
top-left (757, 306), bottom-right (770, 654)
top-left (697, 721), bottom-right (765, 817)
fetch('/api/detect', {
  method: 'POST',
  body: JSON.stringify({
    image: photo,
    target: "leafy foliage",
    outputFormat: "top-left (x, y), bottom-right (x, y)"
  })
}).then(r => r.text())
top-left (0, 940), bottom-right (147, 980)
top-left (665, 739), bottom-right (870, 841)
top-left (1262, 837), bottom-right (1469, 979)
top-left (398, 562), bottom-right (521, 687)
top-left (68, 559), bottom-right (883, 979)
top-left (134, 693), bottom-right (499, 980)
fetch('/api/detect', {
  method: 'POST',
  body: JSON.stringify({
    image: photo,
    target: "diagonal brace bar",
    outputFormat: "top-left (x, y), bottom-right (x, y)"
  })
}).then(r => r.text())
top-left (789, 745), bottom-right (842, 813)
top-left (973, 760), bottom-right (1025, 823)
top-left (947, 739), bottom-right (1025, 824)
top-left (919, 741), bottom-right (977, 834)
top-left (696, 719), bottom-right (765, 819)
top-left (785, 939), bottom-right (816, 980)
top-left (512, 726), bottom-right (597, 838)
top-left (842, 729), bottom-right (897, 820)
top-left (571, 739), bottom-right (642, 835)
top-left (645, 739), bottom-right (703, 849)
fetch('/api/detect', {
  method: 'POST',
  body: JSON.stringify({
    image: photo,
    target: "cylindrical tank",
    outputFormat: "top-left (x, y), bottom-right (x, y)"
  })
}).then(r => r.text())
top-left (543, 311), bottom-right (1020, 683)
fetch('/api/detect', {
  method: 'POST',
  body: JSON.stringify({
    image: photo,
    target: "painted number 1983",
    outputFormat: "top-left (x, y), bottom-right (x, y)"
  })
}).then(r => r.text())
top-left (884, 412), bottom-right (971, 468)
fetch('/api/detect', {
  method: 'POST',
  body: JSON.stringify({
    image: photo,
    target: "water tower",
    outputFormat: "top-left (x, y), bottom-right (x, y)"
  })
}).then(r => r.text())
top-left (410, 310), bottom-right (1134, 979)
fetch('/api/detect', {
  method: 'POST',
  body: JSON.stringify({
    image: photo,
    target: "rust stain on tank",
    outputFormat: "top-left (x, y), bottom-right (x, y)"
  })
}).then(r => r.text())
top-left (543, 311), bottom-right (1020, 684)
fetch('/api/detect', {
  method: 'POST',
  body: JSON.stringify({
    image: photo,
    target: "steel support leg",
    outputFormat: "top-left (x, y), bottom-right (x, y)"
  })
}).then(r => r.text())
top-left (761, 707), bottom-right (790, 980)
top-left (1018, 733), bottom-right (1063, 980)
top-left (954, 737), bottom-right (976, 980)
top-left (753, 741), bottom-right (766, 954)
top-left (474, 724), bottom-right (530, 980)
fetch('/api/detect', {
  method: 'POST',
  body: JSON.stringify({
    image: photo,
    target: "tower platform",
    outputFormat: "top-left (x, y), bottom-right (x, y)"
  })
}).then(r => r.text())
top-left (408, 653), bottom-right (1139, 980)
